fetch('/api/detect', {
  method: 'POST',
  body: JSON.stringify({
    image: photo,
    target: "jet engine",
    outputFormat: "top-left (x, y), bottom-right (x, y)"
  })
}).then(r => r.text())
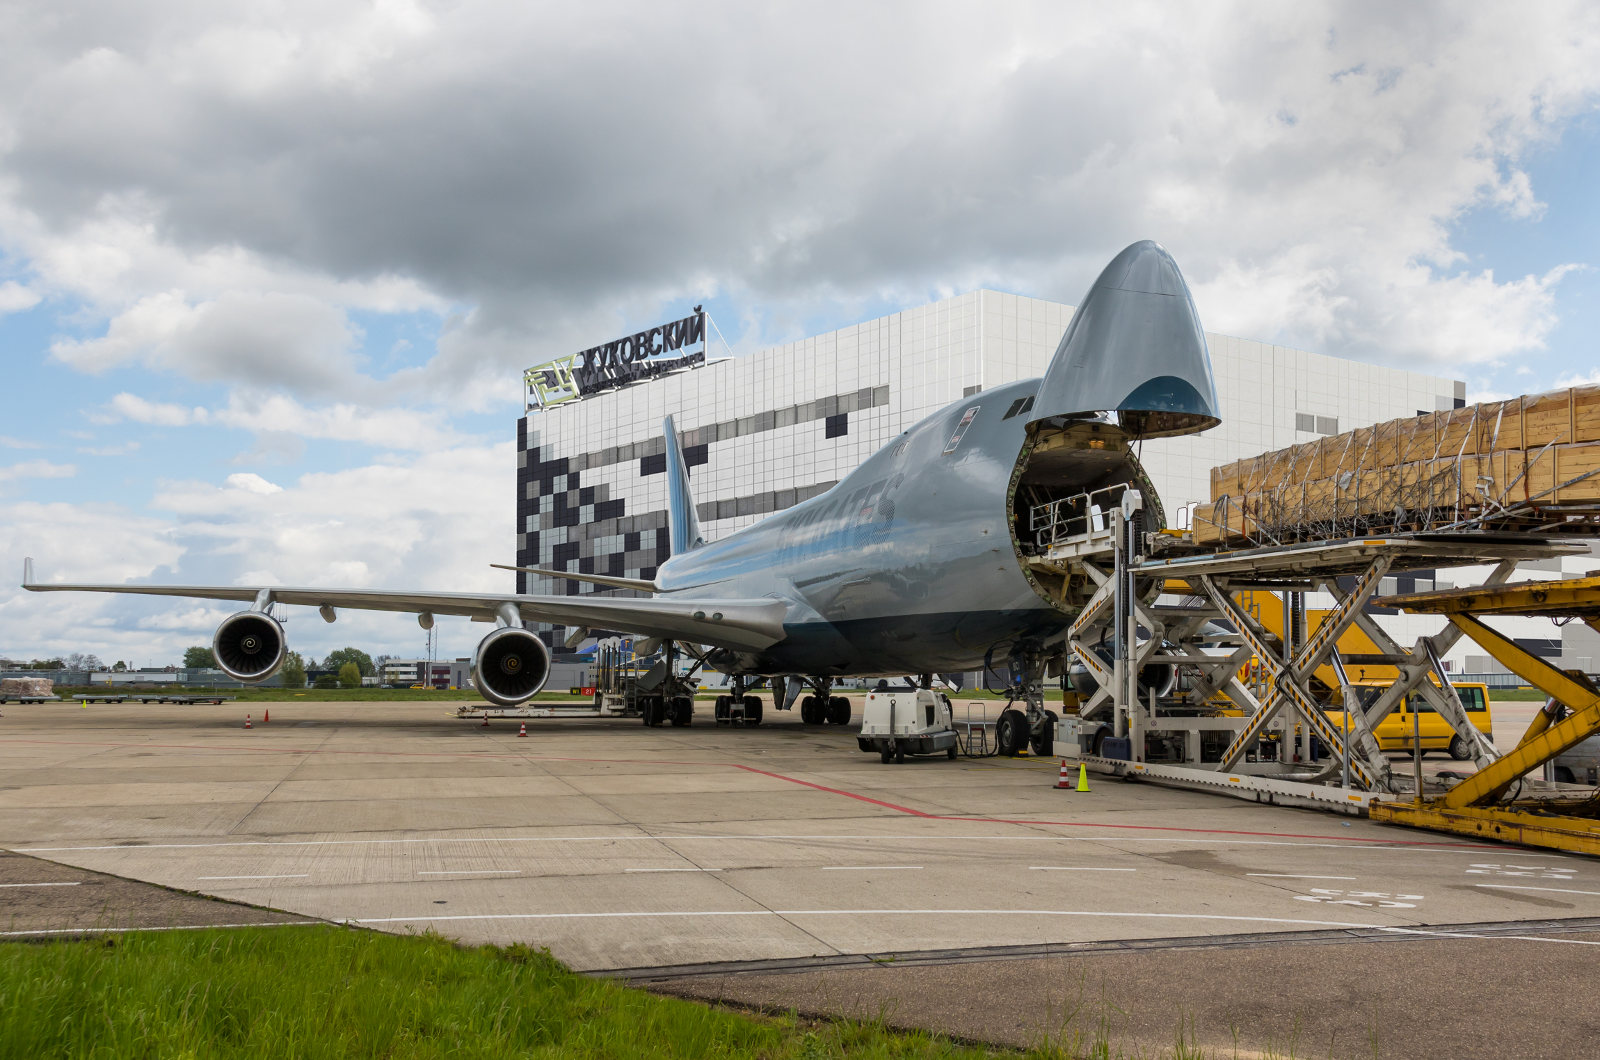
top-left (472, 626), bottom-right (551, 706)
top-left (212, 611), bottom-right (287, 682)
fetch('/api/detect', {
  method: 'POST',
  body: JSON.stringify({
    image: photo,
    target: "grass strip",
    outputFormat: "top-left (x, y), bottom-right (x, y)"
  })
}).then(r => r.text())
top-left (0, 925), bottom-right (1014, 1059)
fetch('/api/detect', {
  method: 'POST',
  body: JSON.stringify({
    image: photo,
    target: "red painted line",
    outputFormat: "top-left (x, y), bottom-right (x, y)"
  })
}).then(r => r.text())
top-left (732, 764), bottom-right (1488, 849)
top-left (732, 764), bottom-right (935, 817)
top-left (3, 738), bottom-right (1485, 849)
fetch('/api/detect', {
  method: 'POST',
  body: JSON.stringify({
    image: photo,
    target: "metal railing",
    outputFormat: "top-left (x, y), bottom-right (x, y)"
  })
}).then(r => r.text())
top-left (1029, 485), bottom-right (1126, 549)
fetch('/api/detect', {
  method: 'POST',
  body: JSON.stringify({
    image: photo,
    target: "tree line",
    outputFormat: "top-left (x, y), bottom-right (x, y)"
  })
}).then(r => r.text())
top-left (4, 647), bottom-right (381, 691)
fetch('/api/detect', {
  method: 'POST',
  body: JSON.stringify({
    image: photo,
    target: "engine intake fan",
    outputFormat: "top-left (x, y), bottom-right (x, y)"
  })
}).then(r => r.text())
top-left (213, 611), bottom-right (287, 682)
top-left (472, 627), bottom-right (551, 706)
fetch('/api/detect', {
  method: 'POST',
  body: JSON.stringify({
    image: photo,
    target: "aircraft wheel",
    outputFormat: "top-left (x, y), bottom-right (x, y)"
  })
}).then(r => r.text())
top-left (996, 709), bottom-right (1029, 756)
top-left (742, 695), bottom-right (763, 727)
top-left (1030, 710), bottom-right (1059, 757)
top-left (828, 696), bottom-right (851, 725)
top-left (800, 696), bottom-right (820, 725)
top-left (1448, 735), bottom-right (1470, 761)
top-left (670, 697), bottom-right (693, 727)
top-left (714, 695), bottom-right (731, 725)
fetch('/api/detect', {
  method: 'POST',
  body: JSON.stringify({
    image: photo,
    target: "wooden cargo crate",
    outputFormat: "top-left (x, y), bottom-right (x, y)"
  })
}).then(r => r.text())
top-left (1577, 389), bottom-right (1600, 443)
top-left (1522, 390), bottom-right (1568, 450)
top-left (1556, 442), bottom-right (1600, 501)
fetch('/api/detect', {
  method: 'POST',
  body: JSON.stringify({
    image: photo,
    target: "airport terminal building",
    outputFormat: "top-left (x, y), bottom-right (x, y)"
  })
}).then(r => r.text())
top-left (516, 290), bottom-right (1465, 650)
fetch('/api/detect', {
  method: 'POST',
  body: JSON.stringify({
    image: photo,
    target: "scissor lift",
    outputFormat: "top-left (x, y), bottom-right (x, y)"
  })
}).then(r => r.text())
top-left (1033, 489), bottom-right (1584, 815)
top-left (1369, 576), bottom-right (1600, 854)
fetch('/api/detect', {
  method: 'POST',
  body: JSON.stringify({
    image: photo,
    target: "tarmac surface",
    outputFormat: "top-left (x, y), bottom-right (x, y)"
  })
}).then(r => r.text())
top-left (3, 693), bottom-right (1596, 1057)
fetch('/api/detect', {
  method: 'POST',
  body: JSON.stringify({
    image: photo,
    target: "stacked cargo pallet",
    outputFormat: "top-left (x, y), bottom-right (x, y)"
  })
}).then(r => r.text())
top-left (1199, 385), bottom-right (1600, 546)
top-left (0, 676), bottom-right (55, 697)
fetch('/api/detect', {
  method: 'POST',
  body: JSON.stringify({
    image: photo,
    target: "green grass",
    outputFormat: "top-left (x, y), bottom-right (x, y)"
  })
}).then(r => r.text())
top-left (0, 926), bottom-right (1021, 1059)
top-left (1489, 688), bottom-right (1546, 702)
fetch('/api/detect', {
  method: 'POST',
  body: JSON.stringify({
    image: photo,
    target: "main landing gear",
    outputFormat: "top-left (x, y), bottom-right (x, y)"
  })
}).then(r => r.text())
top-left (798, 677), bottom-right (851, 726)
top-left (713, 675), bottom-right (764, 727)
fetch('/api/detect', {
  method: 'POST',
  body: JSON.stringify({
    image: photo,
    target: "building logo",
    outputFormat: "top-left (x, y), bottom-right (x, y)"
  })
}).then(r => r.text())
top-left (525, 308), bottom-right (709, 410)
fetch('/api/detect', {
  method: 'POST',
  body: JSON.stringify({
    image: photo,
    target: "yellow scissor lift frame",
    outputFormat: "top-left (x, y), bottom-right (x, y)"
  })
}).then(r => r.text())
top-left (1371, 575), bottom-right (1600, 855)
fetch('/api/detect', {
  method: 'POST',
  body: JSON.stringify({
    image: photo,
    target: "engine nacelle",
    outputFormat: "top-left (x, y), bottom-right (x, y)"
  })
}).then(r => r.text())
top-left (472, 626), bottom-right (551, 706)
top-left (212, 611), bottom-right (287, 683)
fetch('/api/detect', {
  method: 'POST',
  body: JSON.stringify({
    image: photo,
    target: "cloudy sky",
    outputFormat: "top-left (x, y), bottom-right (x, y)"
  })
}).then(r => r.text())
top-left (2, 1), bottom-right (1598, 666)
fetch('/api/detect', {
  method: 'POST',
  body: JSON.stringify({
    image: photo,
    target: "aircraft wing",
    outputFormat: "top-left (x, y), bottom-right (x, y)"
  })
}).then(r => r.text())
top-left (21, 559), bottom-right (787, 652)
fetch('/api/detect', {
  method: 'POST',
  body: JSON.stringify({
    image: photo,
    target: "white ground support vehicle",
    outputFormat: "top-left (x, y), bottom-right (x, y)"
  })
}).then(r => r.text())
top-left (857, 688), bottom-right (959, 763)
top-left (1553, 733), bottom-right (1600, 786)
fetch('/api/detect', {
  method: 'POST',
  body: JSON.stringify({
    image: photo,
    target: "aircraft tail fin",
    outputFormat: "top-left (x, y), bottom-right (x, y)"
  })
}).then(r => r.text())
top-left (662, 415), bottom-right (704, 555)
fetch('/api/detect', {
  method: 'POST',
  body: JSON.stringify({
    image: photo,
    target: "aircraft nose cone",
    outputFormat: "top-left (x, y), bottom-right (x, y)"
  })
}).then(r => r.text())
top-left (1028, 240), bottom-right (1220, 439)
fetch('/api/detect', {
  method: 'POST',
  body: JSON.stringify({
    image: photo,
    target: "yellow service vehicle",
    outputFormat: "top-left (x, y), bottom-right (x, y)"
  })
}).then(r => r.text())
top-left (1325, 681), bottom-right (1492, 761)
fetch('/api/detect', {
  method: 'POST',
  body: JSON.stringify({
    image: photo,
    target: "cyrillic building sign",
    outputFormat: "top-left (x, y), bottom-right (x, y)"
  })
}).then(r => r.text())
top-left (525, 308), bottom-right (708, 410)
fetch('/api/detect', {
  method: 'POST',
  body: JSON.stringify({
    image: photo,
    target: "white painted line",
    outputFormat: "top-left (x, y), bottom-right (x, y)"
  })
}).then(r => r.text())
top-left (350, 908), bottom-right (1386, 931)
top-left (417, 870), bottom-right (521, 876)
top-left (820, 865), bottom-right (923, 871)
top-left (0, 921), bottom-right (322, 938)
top-left (1378, 926), bottom-right (1600, 947)
top-left (1028, 867), bottom-right (1136, 872)
top-left (1476, 883), bottom-right (1600, 897)
top-left (623, 868), bottom-right (722, 873)
top-left (0, 881), bottom-right (82, 888)
top-left (11, 834), bottom-right (1502, 854)
top-left (197, 874), bottom-right (309, 881)
top-left (1246, 874), bottom-right (1356, 880)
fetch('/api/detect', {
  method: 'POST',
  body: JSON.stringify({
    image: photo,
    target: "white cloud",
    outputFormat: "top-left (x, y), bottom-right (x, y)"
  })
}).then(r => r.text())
top-left (0, 435), bottom-right (44, 449)
top-left (224, 472), bottom-right (282, 495)
top-left (76, 440), bottom-right (140, 456)
top-left (1556, 369), bottom-right (1600, 387)
top-left (99, 389), bottom-right (475, 451)
top-left (0, 280), bottom-right (40, 315)
top-left (0, 501), bottom-right (187, 664)
top-left (104, 392), bottom-right (202, 426)
top-left (0, 459), bottom-right (76, 484)
top-left (0, 2), bottom-right (1595, 398)
top-left (51, 289), bottom-right (362, 390)
top-left (0, 440), bottom-right (512, 663)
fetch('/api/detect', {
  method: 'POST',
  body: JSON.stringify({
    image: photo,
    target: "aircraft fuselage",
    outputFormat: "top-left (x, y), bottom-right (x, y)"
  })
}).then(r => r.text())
top-left (657, 377), bottom-right (1157, 675)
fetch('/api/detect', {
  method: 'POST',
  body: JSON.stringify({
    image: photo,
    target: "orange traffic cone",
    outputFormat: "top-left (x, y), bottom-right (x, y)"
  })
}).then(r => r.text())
top-left (263, 709), bottom-right (269, 723)
top-left (1076, 763), bottom-right (1090, 792)
top-left (481, 713), bottom-right (490, 727)
top-left (518, 722), bottom-right (527, 738)
top-left (244, 714), bottom-right (252, 729)
top-left (1055, 758), bottom-right (1073, 789)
